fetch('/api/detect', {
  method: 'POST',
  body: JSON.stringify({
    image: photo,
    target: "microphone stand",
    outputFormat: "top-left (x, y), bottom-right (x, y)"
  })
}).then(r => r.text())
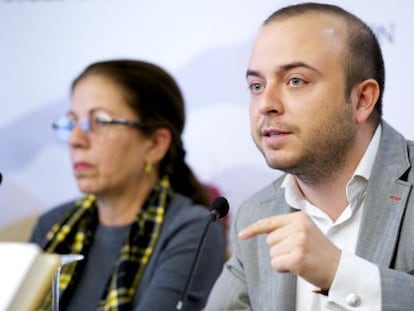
top-left (175, 213), bottom-right (216, 311)
top-left (52, 254), bottom-right (84, 311)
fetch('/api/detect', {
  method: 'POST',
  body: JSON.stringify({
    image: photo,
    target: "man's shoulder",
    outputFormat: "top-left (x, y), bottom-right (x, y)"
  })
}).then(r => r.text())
top-left (242, 175), bottom-right (285, 207)
top-left (378, 120), bottom-right (414, 179)
top-left (232, 175), bottom-right (287, 227)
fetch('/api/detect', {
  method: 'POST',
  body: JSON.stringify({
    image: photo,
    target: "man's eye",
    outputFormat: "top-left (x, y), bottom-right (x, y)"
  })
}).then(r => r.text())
top-left (288, 77), bottom-right (306, 87)
top-left (248, 83), bottom-right (264, 93)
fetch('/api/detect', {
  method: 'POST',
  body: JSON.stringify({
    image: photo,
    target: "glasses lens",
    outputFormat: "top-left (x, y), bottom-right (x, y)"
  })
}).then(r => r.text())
top-left (52, 116), bottom-right (76, 142)
top-left (90, 110), bottom-right (112, 137)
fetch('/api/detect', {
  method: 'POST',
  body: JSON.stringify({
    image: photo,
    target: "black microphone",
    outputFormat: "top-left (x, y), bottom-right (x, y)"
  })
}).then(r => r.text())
top-left (176, 196), bottom-right (229, 311)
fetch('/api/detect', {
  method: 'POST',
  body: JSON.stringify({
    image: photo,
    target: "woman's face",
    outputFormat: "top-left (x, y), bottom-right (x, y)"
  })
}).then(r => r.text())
top-left (68, 74), bottom-right (153, 196)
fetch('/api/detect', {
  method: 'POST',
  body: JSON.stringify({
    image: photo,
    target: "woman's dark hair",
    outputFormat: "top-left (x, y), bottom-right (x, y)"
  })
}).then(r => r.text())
top-left (71, 59), bottom-right (210, 206)
top-left (263, 2), bottom-right (385, 124)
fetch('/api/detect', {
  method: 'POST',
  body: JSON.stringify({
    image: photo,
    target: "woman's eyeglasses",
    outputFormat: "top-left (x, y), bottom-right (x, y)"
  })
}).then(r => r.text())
top-left (52, 109), bottom-right (149, 142)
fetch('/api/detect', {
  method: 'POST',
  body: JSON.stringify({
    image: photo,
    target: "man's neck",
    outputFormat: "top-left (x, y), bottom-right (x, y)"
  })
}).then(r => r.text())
top-left (294, 123), bottom-right (379, 221)
top-left (295, 175), bottom-right (350, 221)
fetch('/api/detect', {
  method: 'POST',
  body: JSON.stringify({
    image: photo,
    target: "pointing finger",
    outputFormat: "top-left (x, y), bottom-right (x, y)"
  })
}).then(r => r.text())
top-left (238, 215), bottom-right (289, 240)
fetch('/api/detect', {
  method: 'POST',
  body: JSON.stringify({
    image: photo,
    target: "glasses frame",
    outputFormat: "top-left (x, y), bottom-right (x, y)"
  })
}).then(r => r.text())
top-left (52, 108), bottom-right (150, 142)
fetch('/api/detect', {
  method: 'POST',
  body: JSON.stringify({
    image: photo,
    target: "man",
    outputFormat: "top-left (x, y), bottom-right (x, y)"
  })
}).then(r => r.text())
top-left (205, 3), bottom-right (414, 311)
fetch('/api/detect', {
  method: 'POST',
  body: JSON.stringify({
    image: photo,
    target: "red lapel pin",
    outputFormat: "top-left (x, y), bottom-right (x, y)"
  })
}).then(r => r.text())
top-left (389, 195), bottom-right (402, 201)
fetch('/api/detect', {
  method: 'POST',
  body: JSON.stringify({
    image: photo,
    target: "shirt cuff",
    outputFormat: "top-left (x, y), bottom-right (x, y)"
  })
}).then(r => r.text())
top-left (327, 250), bottom-right (381, 310)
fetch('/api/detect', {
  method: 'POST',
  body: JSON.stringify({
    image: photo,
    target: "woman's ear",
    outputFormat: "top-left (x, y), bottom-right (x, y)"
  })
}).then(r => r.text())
top-left (352, 79), bottom-right (380, 124)
top-left (146, 128), bottom-right (172, 165)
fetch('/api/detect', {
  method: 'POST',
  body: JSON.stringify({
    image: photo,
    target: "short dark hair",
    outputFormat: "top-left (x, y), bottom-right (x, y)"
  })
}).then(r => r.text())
top-left (263, 2), bottom-right (385, 122)
top-left (72, 59), bottom-right (210, 206)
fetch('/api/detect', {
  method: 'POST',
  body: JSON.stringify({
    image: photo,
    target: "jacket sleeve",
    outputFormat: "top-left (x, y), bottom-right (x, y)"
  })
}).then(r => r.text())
top-left (203, 211), bottom-right (251, 311)
top-left (381, 267), bottom-right (414, 310)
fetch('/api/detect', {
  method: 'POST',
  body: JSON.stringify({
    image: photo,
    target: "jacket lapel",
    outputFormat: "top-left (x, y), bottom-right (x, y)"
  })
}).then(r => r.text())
top-left (356, 121), bottom-right (412, 267)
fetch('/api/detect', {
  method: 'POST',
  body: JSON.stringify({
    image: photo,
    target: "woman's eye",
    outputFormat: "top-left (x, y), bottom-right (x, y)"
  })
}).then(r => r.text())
top-left (94, 117), bottom-right (111, 125)
top-left (92, 111), bottom-right (112, 125)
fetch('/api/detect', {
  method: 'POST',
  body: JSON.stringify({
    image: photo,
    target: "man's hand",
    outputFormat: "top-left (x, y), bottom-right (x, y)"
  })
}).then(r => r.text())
top-left (239, 211), bottom-right (340, 289)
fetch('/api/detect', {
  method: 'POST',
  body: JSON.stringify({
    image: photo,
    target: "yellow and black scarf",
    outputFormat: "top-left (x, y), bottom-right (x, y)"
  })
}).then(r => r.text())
top-left (39, 177), bottom-right (172, 311)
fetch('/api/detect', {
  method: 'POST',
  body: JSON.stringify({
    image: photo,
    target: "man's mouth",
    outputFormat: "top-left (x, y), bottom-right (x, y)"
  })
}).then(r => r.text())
top-left (263, 129), bottom-right (290, 137)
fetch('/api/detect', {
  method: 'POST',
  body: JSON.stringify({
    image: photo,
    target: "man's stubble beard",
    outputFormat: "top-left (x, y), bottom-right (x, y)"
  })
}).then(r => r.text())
top-left (260, 104), bottom-right (357, 185)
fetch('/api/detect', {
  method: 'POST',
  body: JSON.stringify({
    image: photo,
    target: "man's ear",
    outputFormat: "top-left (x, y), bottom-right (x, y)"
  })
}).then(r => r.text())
top-left (352, 79), bottom-right (380, 124)
top-left (146, 128), bottom-right (172, 165)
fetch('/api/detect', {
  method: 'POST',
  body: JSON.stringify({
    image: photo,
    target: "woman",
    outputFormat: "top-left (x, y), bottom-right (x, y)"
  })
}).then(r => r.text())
top-left (30, 60), bottom-right (226, 311)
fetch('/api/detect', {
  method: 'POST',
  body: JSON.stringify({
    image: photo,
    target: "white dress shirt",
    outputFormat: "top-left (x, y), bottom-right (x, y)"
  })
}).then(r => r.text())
top-left (281, 125), bottom-right (382, 310)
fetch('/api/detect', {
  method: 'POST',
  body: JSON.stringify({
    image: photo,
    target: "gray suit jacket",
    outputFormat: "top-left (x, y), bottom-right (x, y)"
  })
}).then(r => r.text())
top-left (205, 121), bottom-right (414, 311)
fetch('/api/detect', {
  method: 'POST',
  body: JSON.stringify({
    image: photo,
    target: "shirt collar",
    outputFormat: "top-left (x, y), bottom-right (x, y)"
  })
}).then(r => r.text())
top-left (353, 124), bottom-right (382, 181)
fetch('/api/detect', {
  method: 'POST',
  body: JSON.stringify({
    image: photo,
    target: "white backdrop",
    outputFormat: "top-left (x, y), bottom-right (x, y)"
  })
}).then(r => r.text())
top-left (1, 0), bottom-right (413, 240)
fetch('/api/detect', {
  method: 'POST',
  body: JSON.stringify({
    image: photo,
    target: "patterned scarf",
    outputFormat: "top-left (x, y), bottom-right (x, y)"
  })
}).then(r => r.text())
top-left (39, 177), bottom-right (172, 311)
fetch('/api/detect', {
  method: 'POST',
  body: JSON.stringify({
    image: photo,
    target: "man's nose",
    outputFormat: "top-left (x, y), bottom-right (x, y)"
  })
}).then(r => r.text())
top-left (258, 84), bottom-right (284, 115)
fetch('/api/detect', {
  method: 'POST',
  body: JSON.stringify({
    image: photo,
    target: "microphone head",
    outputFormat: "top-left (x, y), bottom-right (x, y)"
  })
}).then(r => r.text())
top-left (209, 196), bottom-right (229, 221)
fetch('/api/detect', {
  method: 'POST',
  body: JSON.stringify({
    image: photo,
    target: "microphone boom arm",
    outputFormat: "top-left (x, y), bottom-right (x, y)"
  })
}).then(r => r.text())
top-left (176, 196), bottom-right (229, 310)
top-left (176, 215), bottom-right (215, 310)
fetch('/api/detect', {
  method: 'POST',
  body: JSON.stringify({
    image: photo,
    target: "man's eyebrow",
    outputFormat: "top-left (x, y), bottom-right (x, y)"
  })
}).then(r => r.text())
top-left (280, 62), bottom-right (322, 75)
top-left (245, 69), bottom-right (262, 79)
top-left (246, 62), bottom-right (322, 79)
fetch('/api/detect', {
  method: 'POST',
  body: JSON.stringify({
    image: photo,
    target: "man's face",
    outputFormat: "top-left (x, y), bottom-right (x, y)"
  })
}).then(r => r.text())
top-left (247, 13), bottom-right (358, 181)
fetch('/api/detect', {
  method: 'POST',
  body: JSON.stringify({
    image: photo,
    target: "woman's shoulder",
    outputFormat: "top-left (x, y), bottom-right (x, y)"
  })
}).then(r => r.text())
top-left (162, 193), bottom-right (224, 239)
top-left (166, 193), bottom-right (210, 222)
top-left (38, 200), bottom-right (78, 224)
top-left (29, 199), bottom-right (78, 244)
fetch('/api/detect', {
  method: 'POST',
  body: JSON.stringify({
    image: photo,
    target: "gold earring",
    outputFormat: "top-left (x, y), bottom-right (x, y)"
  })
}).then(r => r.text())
top-left (145, 162), bottom-right (153, 176)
